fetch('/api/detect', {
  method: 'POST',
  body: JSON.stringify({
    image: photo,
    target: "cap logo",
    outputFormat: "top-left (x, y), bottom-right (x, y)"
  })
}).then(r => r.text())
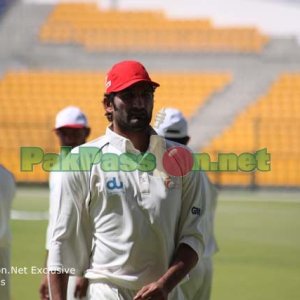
top-left (105, 75), bottom-right (112, 90)
top-left (76, 115), bottom-right (85, 122)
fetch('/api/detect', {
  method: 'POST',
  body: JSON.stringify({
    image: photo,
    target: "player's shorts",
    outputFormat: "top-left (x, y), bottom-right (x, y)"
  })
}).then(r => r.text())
top-left (88, 281), bottom-right (185, 300)
top-left (0, 247), bottom-right (10, 300)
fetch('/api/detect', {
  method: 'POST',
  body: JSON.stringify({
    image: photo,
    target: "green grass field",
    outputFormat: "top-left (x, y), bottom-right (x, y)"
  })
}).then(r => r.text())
top-left (9, 187), bottom-right (300, 300)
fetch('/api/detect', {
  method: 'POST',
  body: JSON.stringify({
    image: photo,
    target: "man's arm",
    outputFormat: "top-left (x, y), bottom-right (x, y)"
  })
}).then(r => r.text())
top-left (134, 243), bottom-right (198, 300)
top-left (39, 251), bottom-right (49, 300)
top-left (74, 277), bottom-right (89, 298)
top-left (135, 167), bottom-right (206, 300)
top-left (41, 250), bottom-right (89, 300)
top-left (48, 273), bottom-right (69, 300)
top-left (48, 167), bottom-right (92, 299)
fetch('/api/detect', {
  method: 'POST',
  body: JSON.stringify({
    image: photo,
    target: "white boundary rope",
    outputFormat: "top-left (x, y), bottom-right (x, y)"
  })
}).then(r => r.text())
top-left (11, 210), bottom-right (49, 220)
top-left (11, 196), bottom-right (300, 221)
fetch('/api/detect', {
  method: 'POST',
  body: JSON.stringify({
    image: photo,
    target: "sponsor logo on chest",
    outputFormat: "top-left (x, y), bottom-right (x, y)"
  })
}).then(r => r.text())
top-left (106, 177), bottom-right (124, 190)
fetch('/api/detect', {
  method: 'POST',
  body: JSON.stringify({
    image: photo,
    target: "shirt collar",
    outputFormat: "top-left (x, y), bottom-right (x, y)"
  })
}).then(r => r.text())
top-left (105, 126), bottom-right (167, 155)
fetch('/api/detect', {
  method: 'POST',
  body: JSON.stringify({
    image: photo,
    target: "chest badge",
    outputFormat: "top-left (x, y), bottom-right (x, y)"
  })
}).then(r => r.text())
top-left (164, 176), bottom-right (175, 189)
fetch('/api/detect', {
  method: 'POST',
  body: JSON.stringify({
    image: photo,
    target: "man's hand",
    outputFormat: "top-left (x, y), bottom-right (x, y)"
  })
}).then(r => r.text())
top-left (134, 244), bottom-right (198, 300)
top-left (134, 280), bottom-right (168, 300)
top-left (74, 277), bottom-right (89, 299)
top-left (39, 274), bottom-right (50, 300)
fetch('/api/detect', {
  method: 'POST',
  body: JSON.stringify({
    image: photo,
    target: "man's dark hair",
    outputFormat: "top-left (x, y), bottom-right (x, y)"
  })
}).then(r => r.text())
top-left (102, 93), bottom-right (115, 122)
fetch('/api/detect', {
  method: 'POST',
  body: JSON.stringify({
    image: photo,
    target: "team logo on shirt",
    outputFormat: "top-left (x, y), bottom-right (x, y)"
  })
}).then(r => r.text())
top-left (164, 176), bottom-right (179, 189)
top-left (106, 177), bottom-right (124, 190)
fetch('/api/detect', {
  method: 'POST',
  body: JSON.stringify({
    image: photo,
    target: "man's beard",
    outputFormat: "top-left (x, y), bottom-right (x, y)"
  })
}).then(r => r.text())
top-left (115, 109), bottom-right (152, 132)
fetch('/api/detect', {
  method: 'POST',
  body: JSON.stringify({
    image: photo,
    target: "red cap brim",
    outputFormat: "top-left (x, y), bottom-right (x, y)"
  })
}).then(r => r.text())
top-left (108, 78), bottom-right (160, 93)
top-left (55, 124), bottom-right (87, 130)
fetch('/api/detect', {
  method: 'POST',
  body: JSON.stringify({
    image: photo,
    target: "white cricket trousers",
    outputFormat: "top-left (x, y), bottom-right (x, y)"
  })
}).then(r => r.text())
top-left (180, 257), bottom-right (213, 300)
top-left (89, 282), bottom-right (184, 300)
top-left (0, 247), bottom-right (10, 300)
top-left (67, 276), bottom-right (87, 300)
top-left (89, 282), bottom-right (137, 300)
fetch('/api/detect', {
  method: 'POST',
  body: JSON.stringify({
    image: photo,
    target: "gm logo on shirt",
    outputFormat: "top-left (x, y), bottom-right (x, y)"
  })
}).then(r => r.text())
top-left (191, 206), bottom-right (201, 216)
top-left (106, 177), bottom-right (124, 190)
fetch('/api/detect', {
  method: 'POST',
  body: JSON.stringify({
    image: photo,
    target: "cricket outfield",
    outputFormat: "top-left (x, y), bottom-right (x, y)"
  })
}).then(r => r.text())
top-left (10, 187), bottom-right (300, 300)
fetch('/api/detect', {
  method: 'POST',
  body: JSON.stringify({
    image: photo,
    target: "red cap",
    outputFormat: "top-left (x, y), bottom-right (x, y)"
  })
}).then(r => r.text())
top-left (105, 60), bottom-right (160, 93)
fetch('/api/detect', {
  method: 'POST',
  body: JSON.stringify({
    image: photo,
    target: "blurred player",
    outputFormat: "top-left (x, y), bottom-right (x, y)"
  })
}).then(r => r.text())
top-left (0, 165), bottom-right (16, 300)
top-left (39, 106), bottom-right (90, 300)
top-left (154, 107), bottom-right (219, 300)
top-left (47, 60), bottom-right (208, 300)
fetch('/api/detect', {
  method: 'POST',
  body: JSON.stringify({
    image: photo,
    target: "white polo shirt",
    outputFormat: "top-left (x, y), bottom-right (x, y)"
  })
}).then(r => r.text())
top-left (48, 128), bottom-right (206, 290)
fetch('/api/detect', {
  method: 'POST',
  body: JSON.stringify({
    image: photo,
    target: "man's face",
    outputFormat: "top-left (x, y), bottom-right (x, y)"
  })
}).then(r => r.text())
top-left (109, 81), bottom-right (154, 132)
top-left (55, 127), bottom-right (90, 148)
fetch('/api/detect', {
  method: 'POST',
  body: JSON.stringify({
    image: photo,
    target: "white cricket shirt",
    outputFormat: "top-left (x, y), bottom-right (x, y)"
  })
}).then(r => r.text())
top-left (46, 170), bottom-right (62, 250)
top-left (199, 174), bottom-right (218, 257)
top-left (48, 128), bottom-right (206, 290)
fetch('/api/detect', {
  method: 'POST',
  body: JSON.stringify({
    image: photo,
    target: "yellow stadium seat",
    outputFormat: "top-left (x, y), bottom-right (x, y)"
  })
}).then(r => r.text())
top-left (0, 70), bottom-right (231, 183)
top-left (38, 3), bottom-right (268, 53)
top-left (203, 73), bottom-right (300, 187)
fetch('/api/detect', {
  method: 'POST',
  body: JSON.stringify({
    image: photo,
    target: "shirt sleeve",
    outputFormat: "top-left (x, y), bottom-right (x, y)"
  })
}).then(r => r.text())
top-left (47, 169), bottom-right (92, 276)
top-left (46, 172), bottom-right (60, 250)
top-left (176, 170), bottom-right (207, 260)
top-left (198, 173), bottom-right (219, 256)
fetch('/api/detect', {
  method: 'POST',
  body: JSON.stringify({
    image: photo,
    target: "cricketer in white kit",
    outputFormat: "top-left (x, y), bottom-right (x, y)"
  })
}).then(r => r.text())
top-left (155, 108), bottom-right (219, 300)
top-left (40, 106), bottom-right (90, 300)
top-left (0, 165), bottom-right (16, 300)
top-left (48, 60), bottom-right (208, 300)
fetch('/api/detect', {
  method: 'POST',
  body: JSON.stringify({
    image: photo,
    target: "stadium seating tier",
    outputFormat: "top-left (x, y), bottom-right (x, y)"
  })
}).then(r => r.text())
top-left (0, 70), bottom-right (231, 182)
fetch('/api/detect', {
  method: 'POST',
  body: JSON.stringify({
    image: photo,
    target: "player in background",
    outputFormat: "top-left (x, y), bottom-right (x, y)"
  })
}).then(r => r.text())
top-left (47, 60), bottom-right (208, 300)
top-left (154, 107), bottom-right (219, 300)
top-left (39, 106), bottom-right (90, 300)
top-left (0, 165), bottom-right (16, 300)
